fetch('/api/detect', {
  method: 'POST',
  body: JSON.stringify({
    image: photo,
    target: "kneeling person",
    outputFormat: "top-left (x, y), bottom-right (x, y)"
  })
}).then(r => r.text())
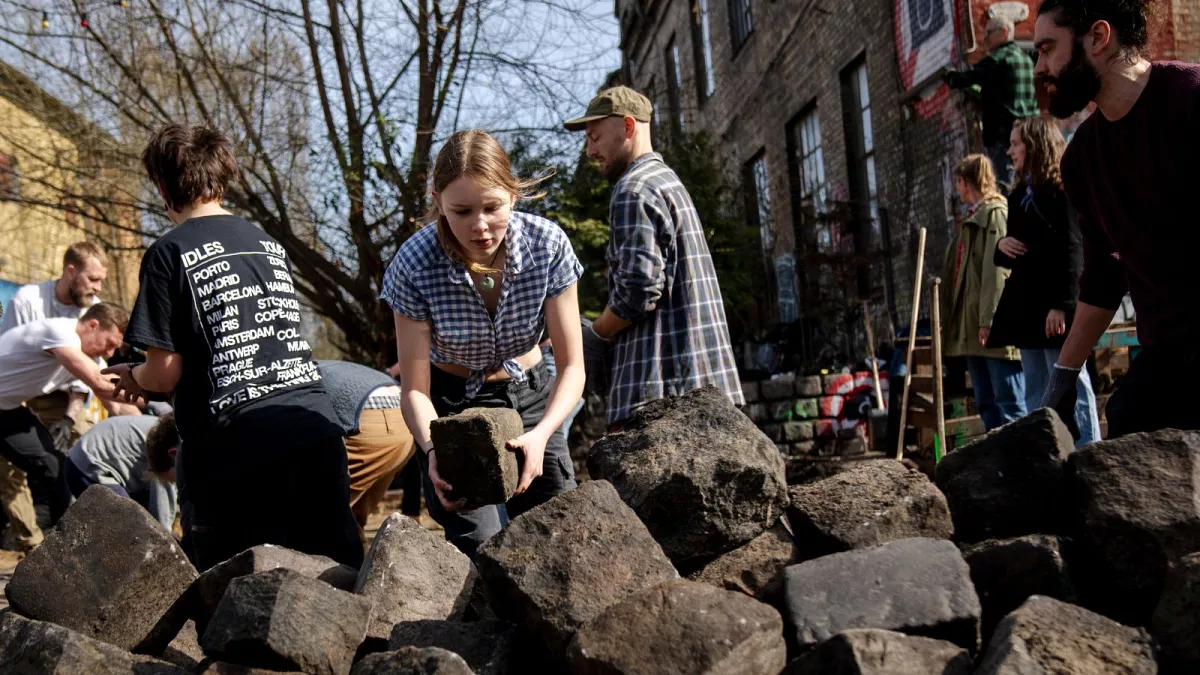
top-left (65, 413), bottom-right (179, 531)
top-left (316, 360), bottom-right (416, 532)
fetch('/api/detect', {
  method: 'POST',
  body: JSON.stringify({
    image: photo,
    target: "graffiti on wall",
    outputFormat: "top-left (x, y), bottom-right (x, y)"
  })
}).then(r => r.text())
top-left (812, 371), bottom-right (888, 439)
top-left (894, 0), bottom-right (958, 118)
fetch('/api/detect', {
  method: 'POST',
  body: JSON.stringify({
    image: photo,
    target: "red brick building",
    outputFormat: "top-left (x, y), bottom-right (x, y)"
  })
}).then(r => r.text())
top-left (614, 0), bottom-right (1195, 354)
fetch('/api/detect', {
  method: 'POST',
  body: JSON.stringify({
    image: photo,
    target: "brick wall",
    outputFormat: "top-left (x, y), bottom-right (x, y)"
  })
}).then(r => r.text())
top-left (616, 0), bottom-right (971, 343)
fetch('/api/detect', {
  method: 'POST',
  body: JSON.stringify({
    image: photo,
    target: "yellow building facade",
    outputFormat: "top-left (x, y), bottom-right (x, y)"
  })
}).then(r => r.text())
top-left (0, 60), bottom-right (141, 309)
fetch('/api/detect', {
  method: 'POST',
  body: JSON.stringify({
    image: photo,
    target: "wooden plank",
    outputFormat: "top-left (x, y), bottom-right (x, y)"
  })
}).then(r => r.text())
top-left (909, 375), bottom-right (935, 395)
top-left (909, 409), bottom-right (938, 429)
top-left (911, 347), bottom-right (933, 366)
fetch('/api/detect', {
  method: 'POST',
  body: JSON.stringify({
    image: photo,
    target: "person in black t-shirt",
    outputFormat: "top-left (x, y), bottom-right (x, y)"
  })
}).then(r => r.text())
top-left (103, 125), bottom-right (361, 571)
top-left (1034, 0), bottom-right (1200, 437)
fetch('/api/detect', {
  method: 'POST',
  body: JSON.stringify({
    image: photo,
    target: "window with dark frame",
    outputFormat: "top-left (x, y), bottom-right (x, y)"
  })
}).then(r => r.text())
top-left (744, 151), bottom-right (773, 258)
top-left (786, 106), bottom-right (829, 232)
top-left (665, 37), bottom-right (685, 134)
top-left (691, 0), bottom-right (716, 100)
top-left (0, 153), bottom-right (18, 201)
top-left (840, 57), bottom-right (884, 296)
top-left (728, 0), bottom-right (754, 51)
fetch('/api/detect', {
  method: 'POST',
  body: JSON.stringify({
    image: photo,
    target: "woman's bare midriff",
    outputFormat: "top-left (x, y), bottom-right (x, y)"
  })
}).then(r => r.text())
top-left (433, 345), bottom-right (543, 382)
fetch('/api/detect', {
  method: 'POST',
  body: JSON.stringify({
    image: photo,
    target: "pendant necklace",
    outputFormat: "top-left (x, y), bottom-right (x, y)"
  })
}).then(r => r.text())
top-left (478, 244), bottom-right (504, 291)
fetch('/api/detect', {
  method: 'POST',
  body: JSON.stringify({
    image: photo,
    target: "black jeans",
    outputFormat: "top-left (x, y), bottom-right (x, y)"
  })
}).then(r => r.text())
top-left (1106, 346), bottom-right (1200, 439)
top-left (420, 361), bottom-right (576, 558)
top-left (187, 434), bottom-right (363, 572)
top-left (0, 407), bottom-right (71, 523)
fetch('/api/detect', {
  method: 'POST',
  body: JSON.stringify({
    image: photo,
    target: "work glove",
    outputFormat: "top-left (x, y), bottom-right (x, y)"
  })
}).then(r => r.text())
top-left (582, 318), bottom-right (612, 396)
top-left (47, 416), bottom-right (76, 453)
top-left (1040, 365), bottom-right (1081, 441)
top-left (1040, 365), bottom-right (1080, 409)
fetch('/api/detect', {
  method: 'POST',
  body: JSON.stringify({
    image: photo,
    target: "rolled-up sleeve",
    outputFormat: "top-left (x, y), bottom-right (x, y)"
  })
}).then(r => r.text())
top-left (1075, 210), bottom-right (1127, 310)
top-left (546, 226), bottom-right (584, 298)
top-left (381, 256), bottom-right (430, 321)
top-left (607, 189), bottom-right (666, 322)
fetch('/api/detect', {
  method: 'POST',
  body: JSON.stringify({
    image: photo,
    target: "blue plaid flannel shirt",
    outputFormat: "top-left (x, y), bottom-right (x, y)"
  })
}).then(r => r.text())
top-left (606, 153), bottom-right (744, 424)
top-left (381, 211), bottom-right (582, 400)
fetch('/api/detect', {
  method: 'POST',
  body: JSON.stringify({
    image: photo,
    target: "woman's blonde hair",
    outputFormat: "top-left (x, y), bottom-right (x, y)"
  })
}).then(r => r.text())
top-left (1014, 117), bottom-right (1066, 191)
top-left (953, 153), bottom-right (1004, 202)
top-left (426, 130), bottom-right (549, 273)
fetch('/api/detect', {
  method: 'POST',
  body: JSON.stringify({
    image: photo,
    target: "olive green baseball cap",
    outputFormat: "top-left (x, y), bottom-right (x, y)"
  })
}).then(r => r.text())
top-left (563, 86), bottom-right (654, 131)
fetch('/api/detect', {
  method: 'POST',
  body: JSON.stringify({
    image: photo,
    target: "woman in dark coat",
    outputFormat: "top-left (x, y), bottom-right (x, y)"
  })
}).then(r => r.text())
top-left (988, 117), bottom-right (1100, 444)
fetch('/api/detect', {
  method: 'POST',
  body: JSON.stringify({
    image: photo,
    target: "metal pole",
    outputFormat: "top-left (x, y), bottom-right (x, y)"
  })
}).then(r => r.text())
top-left (895, 227), bottom-right (927, 461)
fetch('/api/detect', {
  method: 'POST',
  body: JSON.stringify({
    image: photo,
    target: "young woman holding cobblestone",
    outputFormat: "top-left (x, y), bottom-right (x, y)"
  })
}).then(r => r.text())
top-left (383, 130), bottom-right (585, 557)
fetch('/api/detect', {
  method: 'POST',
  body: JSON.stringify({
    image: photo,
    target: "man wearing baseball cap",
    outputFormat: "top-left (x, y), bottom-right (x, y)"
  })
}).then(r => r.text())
top-left (565, 87), bottom-right (743, 427)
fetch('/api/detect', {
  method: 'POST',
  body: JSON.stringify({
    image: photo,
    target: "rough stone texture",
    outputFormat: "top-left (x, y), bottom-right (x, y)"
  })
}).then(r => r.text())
top-left (4, 485), bottom-right (197, 651)
top-left (355, 513), bottom-right (478, 640)
top-left (782, 421), bottom-right (814, 442)
top-left (795, 376), bottom-right (823, 397)
top-left (389, 620), bottom-right (514, 675)
top-left (352, 647), bottom-right (474, 675)
top-left (688, 519), bottom-right (797, 605)
top-left (787, 461), bottom-right (953, 560)
top-left (741, 381), bottom-right (761, 403)
top-left (199, 664), bottom-right (306, 675)
top-left (0, 611), bottom-right (186, 674)
top-left (201, 568), bottom-right (370, 675)
top-left (185, 544), bottom-right (357, 638)
top-left (429, 407), bottom-right (523, 508)
top-left (1151, 551), bottom-right (1200, 672)
top-left (962, 535), bottom-right (1074, 643)
top-left (935, 409), bottom-right (1074, 543)
top-left (1067, 429), bottom-right (1200, 625)
top-left (476, 480), bottom-right (678, 657)
top-left (159, 620), bottom-right (205, 671)
top-left (567, 579), bottom-right (786, 675)
top-left (744, 403), bottom-right (768, 424)
top-left (975, 596), bottom-right (1157, 675)
top-left (761, 375), bottom-right (797, 401)
top-left (784, 538), bottom-right (981, 652)
top-left (587, 386), bottom-right (789, 566)
top-left (787, 629), bottom-right (973, 675)
top-left (785, 458), bottom-right (860, 485)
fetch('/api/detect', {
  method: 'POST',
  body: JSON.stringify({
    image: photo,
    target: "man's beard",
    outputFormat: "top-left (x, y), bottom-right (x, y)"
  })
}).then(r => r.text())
top-left (602, 155), bottom-right (631, 182)
top-left (1041, 40), bottom-right (1102, 119)
top-left (68, 284), bottom-right (92, 308)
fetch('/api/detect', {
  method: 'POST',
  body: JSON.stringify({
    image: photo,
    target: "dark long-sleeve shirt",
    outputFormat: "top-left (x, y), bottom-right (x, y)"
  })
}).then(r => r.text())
top-left (1060, 62), bottom-right (1200, 347)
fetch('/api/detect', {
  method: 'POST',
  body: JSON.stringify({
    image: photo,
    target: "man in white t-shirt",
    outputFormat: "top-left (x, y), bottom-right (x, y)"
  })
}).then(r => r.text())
top-left (0, 242), bottom-right (111, 420)
top-left (0, 242), bottom-right (107, 333)
top-left (0, 303), bottom-right (127, 528)
top-left (0, 242), bottom-right (111, 553)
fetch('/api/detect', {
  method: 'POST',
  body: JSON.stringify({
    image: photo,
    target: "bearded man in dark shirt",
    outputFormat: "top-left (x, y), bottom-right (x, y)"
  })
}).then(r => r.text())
top-left (1035, 0), bottom-right (1200, 437)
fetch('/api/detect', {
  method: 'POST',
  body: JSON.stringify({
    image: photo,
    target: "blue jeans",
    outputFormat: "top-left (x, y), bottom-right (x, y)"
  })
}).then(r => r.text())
top-left (1021, 347), bottom-right (1101, 446)
top-left (966, 356), bottom-right (1027, 431)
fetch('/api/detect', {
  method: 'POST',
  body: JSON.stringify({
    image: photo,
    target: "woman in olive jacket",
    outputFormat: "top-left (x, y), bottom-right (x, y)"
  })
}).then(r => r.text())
top-left (988, 117), bottom-right (1100, 444)
top-left (942, 154), bottom-right (1025, 431)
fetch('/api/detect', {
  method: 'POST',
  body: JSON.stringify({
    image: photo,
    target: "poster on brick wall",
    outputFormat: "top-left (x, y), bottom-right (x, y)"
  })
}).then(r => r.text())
top-left (894, 0), bottom-right (958, 117)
